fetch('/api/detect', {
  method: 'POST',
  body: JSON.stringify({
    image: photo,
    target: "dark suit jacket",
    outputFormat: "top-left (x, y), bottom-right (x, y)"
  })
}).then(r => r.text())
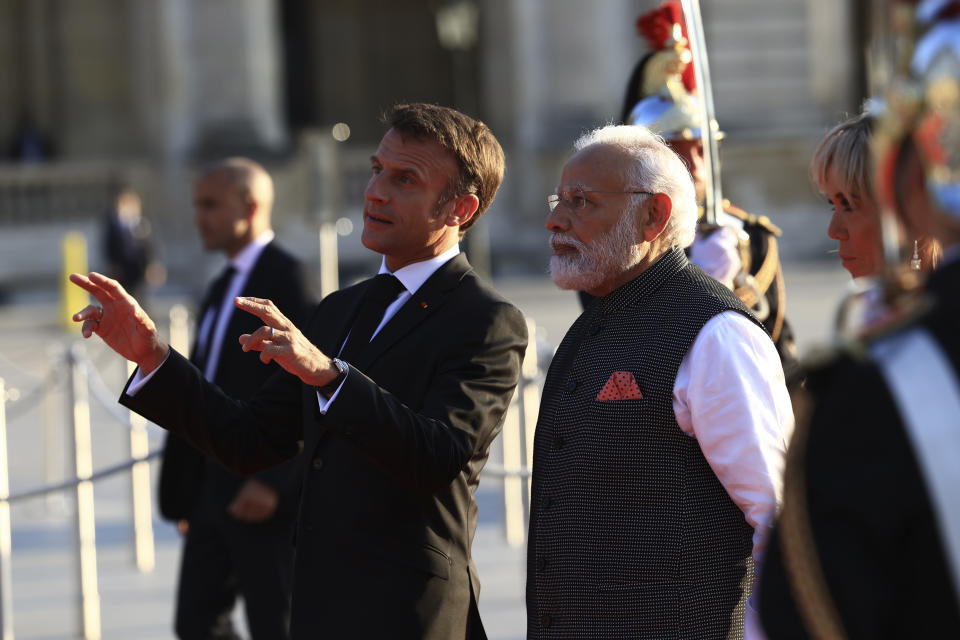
top-left (158, 241), bottom-right (314, 523)
top-left (759, 258), bottom-right (960, 639)
top-left (123, 253), bottom-right (528, 640)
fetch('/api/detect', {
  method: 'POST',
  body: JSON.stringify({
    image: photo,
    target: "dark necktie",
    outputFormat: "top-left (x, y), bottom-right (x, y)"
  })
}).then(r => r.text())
top-left (193, 265), bottom-right (236, 373)
top-left (340, 273), bottom-right (405, 362)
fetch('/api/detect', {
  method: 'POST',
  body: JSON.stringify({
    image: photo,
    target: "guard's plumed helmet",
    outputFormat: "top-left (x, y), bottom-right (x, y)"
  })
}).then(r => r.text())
top-left (623, 1), bottom-right (723, 142)
top-left (873, 0), bottom-right (960, 225)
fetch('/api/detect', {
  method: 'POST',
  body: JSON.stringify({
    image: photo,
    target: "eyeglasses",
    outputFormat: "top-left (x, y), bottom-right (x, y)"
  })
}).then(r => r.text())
top-left (547, 186), bottom-right (654, 213)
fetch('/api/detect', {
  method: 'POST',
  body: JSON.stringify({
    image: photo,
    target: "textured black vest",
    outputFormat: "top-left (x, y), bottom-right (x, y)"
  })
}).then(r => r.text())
top-left (527, 248), bottom-right (761, 639)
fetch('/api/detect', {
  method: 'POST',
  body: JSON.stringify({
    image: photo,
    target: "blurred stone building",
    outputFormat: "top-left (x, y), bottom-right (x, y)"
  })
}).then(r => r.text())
top-left (0, 0), bottom-right (866, 299)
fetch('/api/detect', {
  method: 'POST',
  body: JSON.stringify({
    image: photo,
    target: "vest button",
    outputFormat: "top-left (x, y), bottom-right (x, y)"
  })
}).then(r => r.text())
top-left (589, 323), bottom-right (601, 335)
top-left (537, 557), bottom-right (547, 571)
top-left (554, 436), bottom-right (565, 449)
top-left (312, 457), bottom-right (324, 471)
top-left (566, 380), bottom-right (577, 392)
top-left (543, 496), bottom-right (553, 510)
top-left (540, 614), bottom-right (552, 628)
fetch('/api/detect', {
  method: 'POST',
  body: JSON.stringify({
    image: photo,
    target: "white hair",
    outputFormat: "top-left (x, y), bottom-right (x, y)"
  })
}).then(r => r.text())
top-left (573, 124), bottom-right (698, 248)
top-left (549, 205), bottom-right (644, 292)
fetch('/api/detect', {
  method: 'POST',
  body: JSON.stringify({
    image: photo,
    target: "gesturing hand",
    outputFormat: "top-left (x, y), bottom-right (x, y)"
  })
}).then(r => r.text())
top-left (235, 296), bottom-right (339, 388)
top-left (69, 272), bottom-right (169, 374)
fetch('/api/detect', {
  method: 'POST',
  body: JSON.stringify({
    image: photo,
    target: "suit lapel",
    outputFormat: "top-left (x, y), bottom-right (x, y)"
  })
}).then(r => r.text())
top-left (351, 253), bottom-right (471, 372)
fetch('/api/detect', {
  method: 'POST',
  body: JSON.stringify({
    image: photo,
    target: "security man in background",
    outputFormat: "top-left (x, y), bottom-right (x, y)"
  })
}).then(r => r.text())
top-left (159, 158), bottom-right (314, 640)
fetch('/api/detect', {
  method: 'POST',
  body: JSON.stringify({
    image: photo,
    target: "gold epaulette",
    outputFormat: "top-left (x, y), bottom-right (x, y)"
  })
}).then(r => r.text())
top-left (722, 200), bottom-right (783, 237)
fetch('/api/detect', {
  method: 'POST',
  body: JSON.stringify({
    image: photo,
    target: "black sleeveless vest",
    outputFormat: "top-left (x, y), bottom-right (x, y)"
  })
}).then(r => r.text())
top-left (527, 248), bottom-right (761, 639)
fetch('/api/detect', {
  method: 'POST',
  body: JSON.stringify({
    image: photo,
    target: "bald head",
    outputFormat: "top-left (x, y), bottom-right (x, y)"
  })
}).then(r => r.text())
top-left (193, 157), bottom-right (274, 257)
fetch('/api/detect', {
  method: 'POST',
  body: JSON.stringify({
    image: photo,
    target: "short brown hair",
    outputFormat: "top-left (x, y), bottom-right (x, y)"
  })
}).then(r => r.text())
top-left (386, 103), bottom-right (505, 233)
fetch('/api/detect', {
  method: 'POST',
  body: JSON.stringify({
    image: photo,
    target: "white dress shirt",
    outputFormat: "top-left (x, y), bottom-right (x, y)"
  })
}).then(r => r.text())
top-left (127, 230), bottom-right (274, 392)
top-left (317, 244), bottom-right (461, 411)
top-left (195, 230), bottom-right (274, 381)
top-left (674, 310), bottom-right (793, 640)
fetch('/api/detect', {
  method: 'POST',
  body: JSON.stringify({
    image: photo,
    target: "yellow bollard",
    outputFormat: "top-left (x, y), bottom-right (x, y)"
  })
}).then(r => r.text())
top-left (61, 232), bottom-right (89, 331)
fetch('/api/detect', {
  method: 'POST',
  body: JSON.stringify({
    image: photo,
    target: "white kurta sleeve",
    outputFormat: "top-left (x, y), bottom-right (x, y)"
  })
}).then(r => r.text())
top-left (673, 311), bottom-right (794, 563)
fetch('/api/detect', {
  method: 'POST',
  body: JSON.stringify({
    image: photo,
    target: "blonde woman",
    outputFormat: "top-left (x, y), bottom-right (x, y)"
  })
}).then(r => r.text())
top-left (812, 113), bottom-right (939, 277)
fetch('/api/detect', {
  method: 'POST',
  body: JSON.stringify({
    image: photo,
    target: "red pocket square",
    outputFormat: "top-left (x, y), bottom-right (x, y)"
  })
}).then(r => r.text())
top-left (596, 371), bottom-right (643, 401)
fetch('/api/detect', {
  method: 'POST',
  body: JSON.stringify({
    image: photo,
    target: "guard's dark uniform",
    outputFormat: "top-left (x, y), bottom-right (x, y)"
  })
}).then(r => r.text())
top-left (759, 1), bottom-right (960, 631)
top-left (759, 257), bottom-right (960, 639)
top-left (722, 202), bottom-right (797, 375)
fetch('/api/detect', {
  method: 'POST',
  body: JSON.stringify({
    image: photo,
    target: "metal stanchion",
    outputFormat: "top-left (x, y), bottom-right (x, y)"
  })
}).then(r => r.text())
top-left (497, 318), bottom-right (544, 548)
top-left (61, 232), bottom-right (89, 331)
top-left (44, 345), bottom-right (65, 514)
top-left (500, 396), bottom-right (526, 548)
top-left (519, 318), bottom-right (540, 502)
top-left (168, 304), bottom-right (190, 355)
top-left (66, 344), bottom-right (101, 640)
top-left (306, 131), bottom-right (342, 298)
top-left (126, 361), bottom-right (155, 573)
top-left (0, 378), bottom-right (15, 640)
top-left (318, 222), bottom-right (339, 298)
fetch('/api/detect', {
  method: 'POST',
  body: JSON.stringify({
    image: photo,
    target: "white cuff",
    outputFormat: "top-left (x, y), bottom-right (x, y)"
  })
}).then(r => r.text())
top-left (125, 351), bottom-right (172, 396)
top-left (315, 370), bottom-right (348, 414)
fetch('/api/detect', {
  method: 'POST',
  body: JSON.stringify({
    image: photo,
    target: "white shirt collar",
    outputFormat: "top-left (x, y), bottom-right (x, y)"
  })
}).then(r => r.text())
top-left (378, 243), bottom-right (461, 294)
top-left (229, 230), bottom-right (275, 276)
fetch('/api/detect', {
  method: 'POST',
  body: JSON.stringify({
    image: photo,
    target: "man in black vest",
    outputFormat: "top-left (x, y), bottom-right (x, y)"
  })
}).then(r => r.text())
top-left (528, 124), bottom-right (793, 639)
top-left (158, 158), bottom-right (314, 640)
top-left (69, 103), bottom-right (527, 639)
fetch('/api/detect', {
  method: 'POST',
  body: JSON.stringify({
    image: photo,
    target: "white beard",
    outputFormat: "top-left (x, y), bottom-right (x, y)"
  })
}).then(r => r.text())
top-left (549, 212), bottom-right (644, 293)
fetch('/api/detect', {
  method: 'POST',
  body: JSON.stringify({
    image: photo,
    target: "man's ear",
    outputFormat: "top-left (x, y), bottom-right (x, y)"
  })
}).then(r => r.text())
top-left (242, 194), bottom-right (258, 221)
top-left (444, 193), bottom-right (480, 229)
top-left (640, 193), bottom-right (672, 242)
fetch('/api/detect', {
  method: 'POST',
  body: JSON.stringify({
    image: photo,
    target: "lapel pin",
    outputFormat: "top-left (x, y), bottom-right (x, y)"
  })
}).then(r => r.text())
top-left (420, 301), bottom-right (428, 309)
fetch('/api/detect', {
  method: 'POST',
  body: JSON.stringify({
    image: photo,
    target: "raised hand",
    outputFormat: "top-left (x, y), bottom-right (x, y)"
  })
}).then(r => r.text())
top-left (235, 296), bottom-right (339, 388)
top-left (69, 272), bottom-right (170, 374)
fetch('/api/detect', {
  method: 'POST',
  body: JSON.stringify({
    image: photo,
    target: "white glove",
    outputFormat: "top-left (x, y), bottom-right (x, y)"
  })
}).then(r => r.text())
top-left (689, 225), bottom-right (741, 290)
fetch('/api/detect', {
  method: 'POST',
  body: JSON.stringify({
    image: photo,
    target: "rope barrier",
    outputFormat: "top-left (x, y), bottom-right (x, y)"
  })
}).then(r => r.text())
top-left (1, 450), bottom-right (161, 505)
top-left (0, 452), bottom-right (528, 505)
top-left (0, 351), bottom-right (44, 383)
top-left (2, 344), bottom-right (123, 423)
top-left (2, 368), bottom-right (61, 422)
top-left (79, 358), bottom-right (140, 429)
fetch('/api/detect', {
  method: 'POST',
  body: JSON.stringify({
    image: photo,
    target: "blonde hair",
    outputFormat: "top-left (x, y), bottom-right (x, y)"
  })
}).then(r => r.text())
top-left (811, 113), bottom-right (874, 199)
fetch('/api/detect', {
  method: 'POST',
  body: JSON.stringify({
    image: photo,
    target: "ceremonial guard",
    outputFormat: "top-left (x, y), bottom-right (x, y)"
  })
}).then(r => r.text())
top-left (759, 0), bottom-right (960, 637)
top-left (623, 1), bottom-right (798, 373)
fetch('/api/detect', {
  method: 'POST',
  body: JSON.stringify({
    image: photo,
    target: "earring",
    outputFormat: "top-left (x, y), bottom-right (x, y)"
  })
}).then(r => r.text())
top-left (910, 240), bottom-right (922, 271)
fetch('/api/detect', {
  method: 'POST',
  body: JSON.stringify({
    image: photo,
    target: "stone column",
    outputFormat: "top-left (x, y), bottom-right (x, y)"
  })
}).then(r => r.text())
top-left (190, 0), bottom-right (287, 153)
top-left (479, 0), bottom-right (641, 263)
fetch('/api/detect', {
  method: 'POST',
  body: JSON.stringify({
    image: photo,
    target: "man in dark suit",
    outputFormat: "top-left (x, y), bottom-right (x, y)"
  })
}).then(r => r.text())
top-left (759, 5), bottom-right (960, 636)
top-left (70, 103), bottom-right (527, 639)
top-left (158, 158), bottom-right (313, 640)
top-left (528, 124), bottom-right (792, 638)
